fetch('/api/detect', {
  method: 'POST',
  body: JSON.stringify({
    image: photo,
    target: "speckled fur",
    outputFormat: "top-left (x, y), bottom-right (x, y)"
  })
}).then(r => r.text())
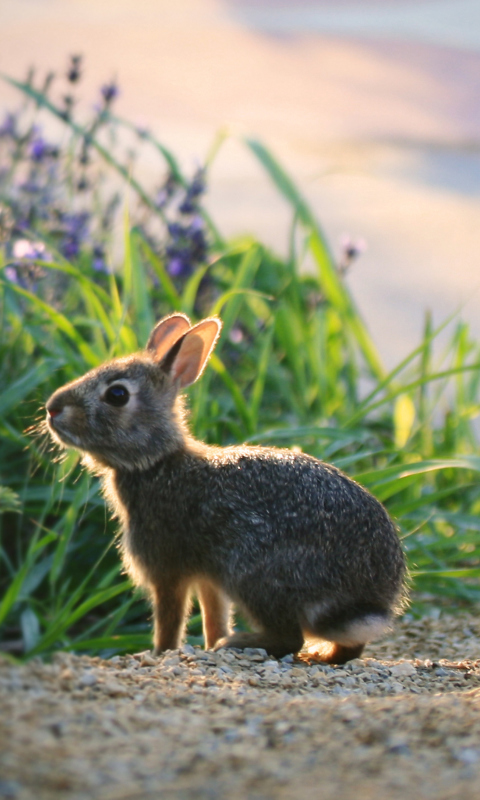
top-left (46, 314), bottom-right (406, 662)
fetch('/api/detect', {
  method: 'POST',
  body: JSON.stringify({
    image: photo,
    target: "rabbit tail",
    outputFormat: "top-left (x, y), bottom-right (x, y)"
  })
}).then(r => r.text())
top-left (302, 603), bottom-right (393, 664)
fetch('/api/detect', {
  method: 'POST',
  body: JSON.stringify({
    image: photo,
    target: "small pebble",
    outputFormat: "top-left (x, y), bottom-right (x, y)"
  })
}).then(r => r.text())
top-left (389, 662), bottom-right (417, 678)
top-left (140, 655), bottom-right (157, 667)
top-left (77, 671), bottom-right (98, 688)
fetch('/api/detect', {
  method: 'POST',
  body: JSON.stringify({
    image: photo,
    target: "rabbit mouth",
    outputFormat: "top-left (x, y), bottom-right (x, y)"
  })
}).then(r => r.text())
top-left (46, 416), bottom-right (83, 449)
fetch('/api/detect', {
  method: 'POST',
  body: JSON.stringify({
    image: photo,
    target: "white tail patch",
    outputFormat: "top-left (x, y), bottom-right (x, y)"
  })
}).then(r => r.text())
top-left (325, 615), bottom-right (391, 646)
top-left (303, 602), bottom-right (391, 645)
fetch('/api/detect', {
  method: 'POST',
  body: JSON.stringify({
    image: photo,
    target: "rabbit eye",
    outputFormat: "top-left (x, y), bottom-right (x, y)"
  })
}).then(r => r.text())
top-left (104, 384), bottom-right (130, 407)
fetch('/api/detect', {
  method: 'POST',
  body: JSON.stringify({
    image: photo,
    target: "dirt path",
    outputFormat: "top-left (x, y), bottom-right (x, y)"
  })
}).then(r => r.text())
top-left (2, 613), bottom-right (480, 800)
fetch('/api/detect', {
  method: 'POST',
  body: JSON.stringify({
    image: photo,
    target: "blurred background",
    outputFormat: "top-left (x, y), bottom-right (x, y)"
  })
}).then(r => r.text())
top-left (2, 0), bottom-right (480, 365)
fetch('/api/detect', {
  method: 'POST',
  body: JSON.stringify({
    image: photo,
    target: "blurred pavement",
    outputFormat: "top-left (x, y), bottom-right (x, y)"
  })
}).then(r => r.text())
top-left (1, 0), bottom-right (480, 365)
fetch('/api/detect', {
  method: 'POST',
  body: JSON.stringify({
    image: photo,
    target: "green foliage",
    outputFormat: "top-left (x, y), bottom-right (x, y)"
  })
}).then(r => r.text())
top-left (1, 75), bottom-right (480, 660)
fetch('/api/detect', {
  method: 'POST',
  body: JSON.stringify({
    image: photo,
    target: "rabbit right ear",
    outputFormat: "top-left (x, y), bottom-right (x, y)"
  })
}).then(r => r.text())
top-left (161, 318), bottom-right (222, 388)
top-left (146, 314), bottom-right (191, 362)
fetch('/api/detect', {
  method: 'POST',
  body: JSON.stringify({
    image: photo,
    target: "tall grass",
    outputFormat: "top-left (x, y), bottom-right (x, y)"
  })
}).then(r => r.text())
top-left (1, 69), bottom-right (480, 659)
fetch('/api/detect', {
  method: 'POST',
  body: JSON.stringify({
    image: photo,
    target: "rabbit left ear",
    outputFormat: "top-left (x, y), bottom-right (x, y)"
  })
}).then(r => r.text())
top-left (161, 318), bottom-right (222, 388)
top-left (147, 314), bottom-right (191, 362)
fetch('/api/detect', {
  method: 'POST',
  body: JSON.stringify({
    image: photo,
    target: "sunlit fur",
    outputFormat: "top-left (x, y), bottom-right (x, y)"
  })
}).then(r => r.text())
top-left (44, 314), bottom-right (407, 663)
top-left (46, 353), bottom-right (188, 472)
top-left (26, 415), bottom-right (71, 470)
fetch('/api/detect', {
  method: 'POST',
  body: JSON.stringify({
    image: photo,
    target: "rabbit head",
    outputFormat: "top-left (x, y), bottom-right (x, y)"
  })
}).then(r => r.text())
top-left (46, 313), bottom-right (222, 471)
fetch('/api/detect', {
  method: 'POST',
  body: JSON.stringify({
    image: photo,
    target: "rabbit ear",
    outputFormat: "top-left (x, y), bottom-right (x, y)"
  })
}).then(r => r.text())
top-left (146, 314), bottom-right (191, 362)
top-left (161, 318), bottom-right (222, 388)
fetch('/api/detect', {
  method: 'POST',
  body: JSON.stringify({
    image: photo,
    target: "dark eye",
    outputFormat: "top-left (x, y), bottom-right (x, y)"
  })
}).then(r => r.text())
top-left (104, 384), bottom-right (130, 407)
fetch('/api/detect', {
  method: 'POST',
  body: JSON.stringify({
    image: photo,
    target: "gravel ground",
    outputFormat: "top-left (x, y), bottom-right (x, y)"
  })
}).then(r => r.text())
top-left (2, 613), bottom-right (480, 800)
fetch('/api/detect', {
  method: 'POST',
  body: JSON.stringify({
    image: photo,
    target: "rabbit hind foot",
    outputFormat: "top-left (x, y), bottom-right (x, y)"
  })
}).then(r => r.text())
top-left (213, 630), bottom-right (304, 659)
top-left (306, 641), bottom-right (365, 665)
top-left (303, 608), bottom-right (393, 664)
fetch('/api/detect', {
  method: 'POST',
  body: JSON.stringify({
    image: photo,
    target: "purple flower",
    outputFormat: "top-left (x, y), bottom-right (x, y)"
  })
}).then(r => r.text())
top-left (189, 230), bottom-right (207, 261)
top-left (19, 178), bottom-right (41, 194)
top-left (338, 234), bottom-right (367, 274)
top-left (178, 197), bottom-right (196, 215)
top-left (92, 244), bottom-right (108, 272)
top-left (188, 169), bottom-right (206, 199)
top-left (339, 234), bottom-right (367, 262)
top-left (4, 266), bottom-right (19, 283)
top-left (167, 222), bottom-right (184, 240)
top-left (229, 326), bottom-right (244, 345)
top-left (5, 259), bottom-right (46, 289)
top-left (15, 217), bottom-right (29, 231)
top-left (136, 125), bottom-right (150, 140)
top-left (9, 239), bottom-right (49, 288)
top-left (57, 211), bottom-right (90, 260)
top-left (67, 55), bottom-right (82, 83)
top-left (58, 94), bottom-right (76, 122)
top-left (155, 189), bottom-right (169, 209)
top-left (62, 238), bottom-right (80, 259)
top-left (167, 256), bottom-right (188, 277)
top-left (28, 132), bottom-right (58, 162)
top-left (178, 168), bottom-right (206, 215)
top-left (164, 208), bottom-right (208, 279)
top-left (29, 136), bottom-right (48, 162)
top-left (155, 174), bottom-right (177, 210)
top-left (189, 215), bottom-right (203, 232)
top-left (0, 113), bottom-right (17, 139)
top-left (59, 211), bottom-right (90, 242)
top-left (68, 211), bottom-right (90, 234)
top-left (101, 81), bottom-right (119, 105)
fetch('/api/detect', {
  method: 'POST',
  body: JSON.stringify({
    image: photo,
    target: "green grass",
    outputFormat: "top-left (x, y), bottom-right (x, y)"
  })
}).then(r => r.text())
top-left (1, 74), bottom-right (480, 659)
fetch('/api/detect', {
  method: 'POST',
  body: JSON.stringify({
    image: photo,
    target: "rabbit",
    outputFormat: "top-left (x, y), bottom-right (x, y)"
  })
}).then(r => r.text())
top-left (45, 312), bottom-right (406, 663)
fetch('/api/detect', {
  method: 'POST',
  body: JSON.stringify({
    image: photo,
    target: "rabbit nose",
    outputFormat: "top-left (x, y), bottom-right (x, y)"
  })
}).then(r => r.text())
top-left (46, 399), bottom-right (64, 419)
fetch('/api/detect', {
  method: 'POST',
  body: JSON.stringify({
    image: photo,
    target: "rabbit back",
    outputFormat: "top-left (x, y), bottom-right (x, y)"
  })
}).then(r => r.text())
top-left (112, 443), bottom-right (405, 639)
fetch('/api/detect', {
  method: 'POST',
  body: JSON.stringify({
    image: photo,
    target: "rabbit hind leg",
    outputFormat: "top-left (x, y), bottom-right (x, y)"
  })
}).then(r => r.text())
top-left (213, 627), bottom-right (304, 659)
top-left (196, 579), bottom-right (232, 649)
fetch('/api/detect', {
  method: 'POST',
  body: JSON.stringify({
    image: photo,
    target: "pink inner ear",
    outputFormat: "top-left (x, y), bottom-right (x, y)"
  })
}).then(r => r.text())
top-left (147, 315), bottom-right (191, 362)
top-left (170, 319), bottom-right (221, 388)
top-left (171, 334), bottom-right (206, 387)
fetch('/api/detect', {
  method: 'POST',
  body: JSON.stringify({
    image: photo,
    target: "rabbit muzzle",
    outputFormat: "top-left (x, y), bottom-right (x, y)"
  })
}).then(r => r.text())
top-left (45, 392), bottom-right (85, 448)
top-left (46, 397), bottom-right (70, 428)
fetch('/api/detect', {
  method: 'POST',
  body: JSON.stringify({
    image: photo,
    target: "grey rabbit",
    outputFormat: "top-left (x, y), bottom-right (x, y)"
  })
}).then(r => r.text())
top-left (46, 313), bottom-right (406, 663)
